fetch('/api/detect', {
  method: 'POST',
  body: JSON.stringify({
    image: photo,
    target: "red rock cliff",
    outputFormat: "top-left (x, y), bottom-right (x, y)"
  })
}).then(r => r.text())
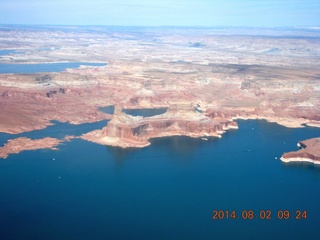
top-left (281, 138), bottom-right (320, 164)
top-left (82, 105), bottom-right (239, 148)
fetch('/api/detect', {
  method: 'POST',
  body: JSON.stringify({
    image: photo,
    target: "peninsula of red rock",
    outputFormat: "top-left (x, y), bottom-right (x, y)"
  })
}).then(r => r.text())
top-left (281, 138), bottom-right (320, 165)
top-left (0, 26), bottom-right (319, 158)
top-left (0, 137), bottom-right (62, 159)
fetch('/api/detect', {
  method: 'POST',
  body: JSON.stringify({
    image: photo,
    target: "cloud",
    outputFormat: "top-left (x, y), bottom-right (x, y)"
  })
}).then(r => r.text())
top-left (0, 0), bottom-right (319, 26)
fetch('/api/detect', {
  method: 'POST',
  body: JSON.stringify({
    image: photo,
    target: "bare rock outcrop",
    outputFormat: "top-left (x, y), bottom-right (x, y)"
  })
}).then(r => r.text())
top-left (0, 137), bottom-right (62, 159)
top-left (81, 105), bottom-right (238, 148)
top-left (280, 138), bottom-right (320, 164)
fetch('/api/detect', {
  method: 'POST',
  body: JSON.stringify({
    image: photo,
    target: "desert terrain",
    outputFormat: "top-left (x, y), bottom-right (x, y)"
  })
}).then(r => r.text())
top-left (0, 26), bottom-right (319, 159)
top-left (281, 138), bottom-right (320, 164)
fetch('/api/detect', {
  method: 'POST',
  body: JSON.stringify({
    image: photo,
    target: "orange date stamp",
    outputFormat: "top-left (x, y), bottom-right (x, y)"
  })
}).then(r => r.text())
top-left (212, 210), bottom-right (307, 220)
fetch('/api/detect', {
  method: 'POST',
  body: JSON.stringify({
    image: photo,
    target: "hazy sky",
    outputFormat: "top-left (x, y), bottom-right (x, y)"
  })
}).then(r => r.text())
top-left (1, 0), bottom-right (319, 27)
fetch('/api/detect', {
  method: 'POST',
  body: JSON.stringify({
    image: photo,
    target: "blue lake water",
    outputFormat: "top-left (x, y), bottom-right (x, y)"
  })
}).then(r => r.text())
top-left (98, 106), bottom-right (115, 114)
top-left (0, 119), bottom-right (320, 240)
top-left (0, 120), bottom-right (108, 147)
top-left (123, 108), bottom-right (168, 117)
top-left (0, 62), bottom-right (106, 74)
top-left (99, 106), bottom-right (168, 117)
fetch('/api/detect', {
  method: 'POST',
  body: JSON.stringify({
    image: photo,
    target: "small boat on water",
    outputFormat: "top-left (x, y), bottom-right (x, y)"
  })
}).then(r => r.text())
top-left (201, 137), bottom-right (208, 141)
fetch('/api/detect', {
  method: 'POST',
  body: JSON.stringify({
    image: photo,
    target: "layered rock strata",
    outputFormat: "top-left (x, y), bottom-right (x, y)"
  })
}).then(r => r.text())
top-left (81, 105), bottom-right (238, 148)
top-left (280, 138), bottom-right (320, 164)
top-left (1, 26), bottom-right (320, 153)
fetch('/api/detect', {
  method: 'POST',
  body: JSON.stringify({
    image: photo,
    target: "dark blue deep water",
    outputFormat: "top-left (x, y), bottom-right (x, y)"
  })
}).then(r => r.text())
top-left (0, 62), bottom-right (106, 74)
top-left (0, 119), bottom-right (320, 240)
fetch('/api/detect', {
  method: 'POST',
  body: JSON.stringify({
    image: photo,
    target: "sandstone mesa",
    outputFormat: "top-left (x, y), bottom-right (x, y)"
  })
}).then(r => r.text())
top-left (80, 105), bottom-right (238, 148)
top-left (0, 26), bottom-right (319, 155)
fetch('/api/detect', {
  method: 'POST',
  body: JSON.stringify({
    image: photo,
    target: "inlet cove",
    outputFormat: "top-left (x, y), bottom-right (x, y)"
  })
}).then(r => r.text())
top-left (1, 119), bottom-right (320, 240)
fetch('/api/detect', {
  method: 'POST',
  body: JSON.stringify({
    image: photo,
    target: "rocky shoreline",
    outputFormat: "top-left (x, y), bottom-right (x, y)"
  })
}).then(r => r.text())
top-left (280, 138), bottom-right (320, 164)
top-left (80, 105), bottom-right (238, 148)
top-left (0, 137), bottom-right (62, 159)
top-left (0, 26), bottom-right (320, 157)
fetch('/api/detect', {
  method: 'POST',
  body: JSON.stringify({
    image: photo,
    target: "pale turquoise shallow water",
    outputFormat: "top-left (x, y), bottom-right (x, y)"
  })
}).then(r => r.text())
top-left (0, 119), bottom-right (320, 240)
